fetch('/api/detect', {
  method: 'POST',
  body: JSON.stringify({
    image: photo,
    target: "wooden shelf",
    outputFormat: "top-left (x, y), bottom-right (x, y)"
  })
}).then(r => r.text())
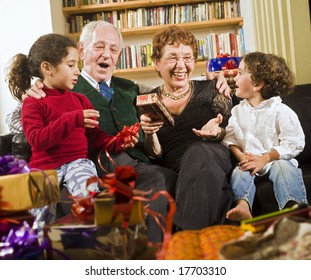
top-left (63, 0), bottom-right (212, 15)
top-left (114, 60), bottom-right (207, 76)
top-left (68, 17), bottom-right (243, 38)
top-left (63, 1), bottom-right (243, 84)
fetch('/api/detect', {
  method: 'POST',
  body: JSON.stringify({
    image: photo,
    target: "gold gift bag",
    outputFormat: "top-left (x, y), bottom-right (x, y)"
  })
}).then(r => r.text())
top-left (0, 169), bottom-right (60, 212)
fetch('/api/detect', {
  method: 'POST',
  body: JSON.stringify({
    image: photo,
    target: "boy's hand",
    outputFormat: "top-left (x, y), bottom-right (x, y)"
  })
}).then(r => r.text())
top-left (239, 153), bottom-right (270, 175)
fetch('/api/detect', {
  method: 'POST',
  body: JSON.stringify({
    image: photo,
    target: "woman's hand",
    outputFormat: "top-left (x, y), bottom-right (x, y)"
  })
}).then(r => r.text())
top-left (206, 72), bottom-right (232, 99)
top-left (140, 114), bottom-right (164, 135)
top-left (83, 109), bottom-right (100, 128)
top-left (192, 113), bottom-right (223, 139)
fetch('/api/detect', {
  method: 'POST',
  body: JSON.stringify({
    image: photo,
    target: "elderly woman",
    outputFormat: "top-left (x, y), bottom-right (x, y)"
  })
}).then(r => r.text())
top-left (140, 25), bottom-right (233, 231)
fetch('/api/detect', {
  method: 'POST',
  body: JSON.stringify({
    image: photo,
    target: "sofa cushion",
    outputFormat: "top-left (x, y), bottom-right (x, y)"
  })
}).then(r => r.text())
top-left (282, 84), bottom-right (311, 164)
top-left (0, 133), bottom-right (13, 156)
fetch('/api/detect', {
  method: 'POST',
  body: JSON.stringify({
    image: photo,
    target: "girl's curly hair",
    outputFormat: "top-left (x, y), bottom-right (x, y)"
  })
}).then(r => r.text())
top-left (243, 52), bottom-right (295, 99)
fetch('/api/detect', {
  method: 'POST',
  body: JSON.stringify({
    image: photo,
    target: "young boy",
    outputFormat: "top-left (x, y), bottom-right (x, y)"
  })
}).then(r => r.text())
top-left (222, 52), bottom-right (308, 221)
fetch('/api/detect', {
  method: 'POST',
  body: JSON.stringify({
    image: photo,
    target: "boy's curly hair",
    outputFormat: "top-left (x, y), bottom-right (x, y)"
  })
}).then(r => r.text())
top-left (243, 52), bottom-right (295, 99)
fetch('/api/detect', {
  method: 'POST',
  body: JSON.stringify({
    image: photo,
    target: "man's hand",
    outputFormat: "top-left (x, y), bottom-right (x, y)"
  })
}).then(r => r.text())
top-left (206, 72), bottom-right (232, 99)
top-left (22, 79), bottom-right (46, 101)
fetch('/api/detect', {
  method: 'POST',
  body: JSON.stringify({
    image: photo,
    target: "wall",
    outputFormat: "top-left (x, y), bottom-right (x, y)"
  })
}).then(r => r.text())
top-left (0, 0), bottom-right (309, 133)
top-left (251, 0), bottom-right (311, 85)
top-left (0, 0), bottom-right (53, 134)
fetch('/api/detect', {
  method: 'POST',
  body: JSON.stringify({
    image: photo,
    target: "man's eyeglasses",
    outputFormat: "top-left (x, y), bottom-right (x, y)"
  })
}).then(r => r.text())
top-left (164, 56), bottom-right (195, 64)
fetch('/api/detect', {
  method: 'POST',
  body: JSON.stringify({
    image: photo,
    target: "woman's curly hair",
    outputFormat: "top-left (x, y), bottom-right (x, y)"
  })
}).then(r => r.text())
top-left (243, 52), bottom-right (295, 99)
top-left (151, 25), bottom-right (198, 61)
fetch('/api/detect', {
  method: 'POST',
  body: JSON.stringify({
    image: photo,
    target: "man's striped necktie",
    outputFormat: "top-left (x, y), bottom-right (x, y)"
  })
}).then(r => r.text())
top-left (98, 81), bottom-right (114, 102)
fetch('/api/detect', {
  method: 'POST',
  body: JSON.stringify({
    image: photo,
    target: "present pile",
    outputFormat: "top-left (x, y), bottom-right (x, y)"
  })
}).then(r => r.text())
top-left (0, 155), bottom-right (59, 259)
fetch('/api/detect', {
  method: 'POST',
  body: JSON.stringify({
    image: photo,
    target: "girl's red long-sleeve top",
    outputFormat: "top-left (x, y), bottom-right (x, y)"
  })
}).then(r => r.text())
top-left (22, 87), bottom-right (123, 170)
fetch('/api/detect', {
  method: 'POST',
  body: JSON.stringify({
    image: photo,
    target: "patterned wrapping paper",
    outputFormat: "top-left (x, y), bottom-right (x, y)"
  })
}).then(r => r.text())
top-left (0, 169), bottom-right (60, 212)
top-left (221, 217), bottom-right (311, 260)
top-left (136, 93), bottom-right (174, 126)
top-left (165, 225), bottom-right (244, 260)
top-left (208, 56), bottom-right (242, 72)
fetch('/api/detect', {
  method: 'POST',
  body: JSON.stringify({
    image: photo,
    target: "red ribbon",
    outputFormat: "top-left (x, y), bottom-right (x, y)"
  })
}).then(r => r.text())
top-left (98, 122), bottom-right (140, 170)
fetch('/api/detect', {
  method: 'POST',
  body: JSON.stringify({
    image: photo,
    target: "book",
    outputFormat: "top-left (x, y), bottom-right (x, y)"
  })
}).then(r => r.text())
top-left (136, 93), bottom-right (174, 126)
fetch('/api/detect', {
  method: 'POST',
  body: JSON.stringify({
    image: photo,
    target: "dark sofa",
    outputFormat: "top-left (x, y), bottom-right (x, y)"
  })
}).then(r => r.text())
top-left (1, 83), bottom-right (311, 217)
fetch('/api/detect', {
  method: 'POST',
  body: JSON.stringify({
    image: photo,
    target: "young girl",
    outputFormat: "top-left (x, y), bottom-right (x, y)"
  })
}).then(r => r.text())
top-left (6, 33), bottom-right (138, 230)
top-left (222, 51), bottom-right (308, 221)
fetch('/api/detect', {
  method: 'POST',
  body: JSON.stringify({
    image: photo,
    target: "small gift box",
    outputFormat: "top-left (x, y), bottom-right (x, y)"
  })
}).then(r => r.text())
top-left (208, 56), bottom-right (242, 72)
top-left (94, 196), bottom-right (144, 226)
top-left (0, 169), bottom-right (60, 212)
top-left (136, 93), bottom-right (174, 126)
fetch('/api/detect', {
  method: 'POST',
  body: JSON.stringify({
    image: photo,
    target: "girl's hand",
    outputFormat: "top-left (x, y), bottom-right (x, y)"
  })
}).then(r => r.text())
top-left (122, 132), bottom-right (139, 149)
top-left (192, 113), bottom-right (223, 139)
top-left (83, 109), bottom-right (100, 128)
top-left (140, 114), bottom-right (164, 135)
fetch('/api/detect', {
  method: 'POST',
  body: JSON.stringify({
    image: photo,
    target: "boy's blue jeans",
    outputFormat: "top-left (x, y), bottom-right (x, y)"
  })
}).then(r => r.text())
top-left (231, 159), bottom-right (308, 210)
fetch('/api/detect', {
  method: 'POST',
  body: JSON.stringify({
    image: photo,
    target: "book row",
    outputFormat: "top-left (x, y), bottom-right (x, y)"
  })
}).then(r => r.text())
top-left (63, 0), bottom-right (132, 7)
top-left (115, 29), bottom-right (245, 70)
top-left (66, 1), bottom-right (240, 33)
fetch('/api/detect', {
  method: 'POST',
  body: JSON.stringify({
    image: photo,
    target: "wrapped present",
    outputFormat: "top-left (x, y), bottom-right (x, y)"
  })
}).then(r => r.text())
top-left (240, 204), bottom-right (311, 233)
top-left (66, 130), bottom-right (176, 260)
top-left (0, 211), bottom-right (35, 238)
top-left (44, 214), bottom-right (154, 260)
top-left (0, 221), bottom-right (47, 259)
top-left (208, 55), bottom-right (242, 72)
top-left (70, 167), bottom-right (145, 227)
top-left (94, 195), bottom-right (144, 226)
top-left (136, 93), bottom-right (174, 126)
top-left (165, 225), bottom-right (244, 260)
top-left (0, 169), bottom-right (60, 212)
top-left (221, 216), bottom-right (311, 260)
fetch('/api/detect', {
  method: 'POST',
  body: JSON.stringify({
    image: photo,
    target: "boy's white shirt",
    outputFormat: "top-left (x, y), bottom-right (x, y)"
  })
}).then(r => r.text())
top-left (222, 96), bottom-right (305, 174)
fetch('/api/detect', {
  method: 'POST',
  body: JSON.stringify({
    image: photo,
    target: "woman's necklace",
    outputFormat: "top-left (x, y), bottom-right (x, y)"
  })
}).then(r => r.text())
top-left (161, 81), bottom-right (193, 100)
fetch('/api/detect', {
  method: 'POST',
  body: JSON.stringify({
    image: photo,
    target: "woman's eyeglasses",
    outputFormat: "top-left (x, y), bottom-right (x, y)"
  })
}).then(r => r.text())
top-left (164, 56), bottom-right (195, 64)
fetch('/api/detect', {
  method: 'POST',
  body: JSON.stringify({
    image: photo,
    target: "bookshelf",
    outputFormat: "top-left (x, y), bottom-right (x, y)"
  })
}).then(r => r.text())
top-left (62, 0), bottom-right (244, 86)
